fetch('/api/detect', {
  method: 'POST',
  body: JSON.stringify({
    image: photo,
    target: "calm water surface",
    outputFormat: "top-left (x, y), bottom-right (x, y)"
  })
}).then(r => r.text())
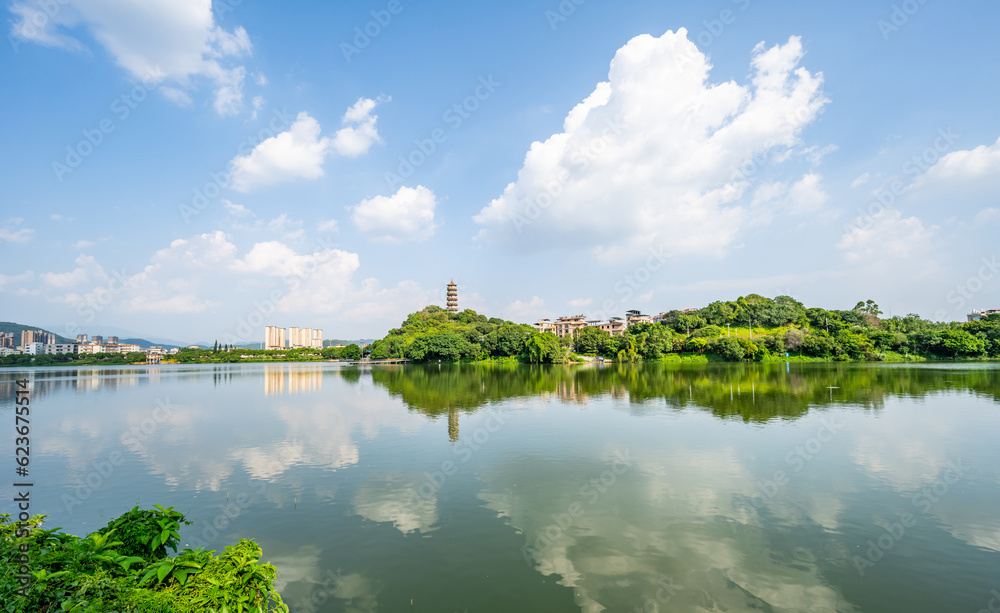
top-left (2, 362), bottom-right (1000, 612)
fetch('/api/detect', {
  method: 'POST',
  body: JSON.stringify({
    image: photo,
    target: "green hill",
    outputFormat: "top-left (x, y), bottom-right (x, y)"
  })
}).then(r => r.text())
top-left (371, 297), bottom-right (1000, 363)
top-left (0, 321), bottom-right (73, 344)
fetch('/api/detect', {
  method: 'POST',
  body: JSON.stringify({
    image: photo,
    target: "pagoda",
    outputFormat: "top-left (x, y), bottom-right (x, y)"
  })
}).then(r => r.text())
top-left (446, 281), bottom-right (458, 313)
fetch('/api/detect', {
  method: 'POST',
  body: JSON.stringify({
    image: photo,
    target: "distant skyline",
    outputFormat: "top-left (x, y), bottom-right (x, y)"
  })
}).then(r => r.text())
top-left (2, 0), bottom-right (999, 342)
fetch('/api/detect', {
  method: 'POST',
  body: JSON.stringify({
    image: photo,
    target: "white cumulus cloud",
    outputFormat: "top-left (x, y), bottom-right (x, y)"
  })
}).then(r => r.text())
top-left (125, 231), bottom-right (237, 313)
top-left (9, 0), bottom-right (254, 116)
top-left (474, 30), bottom-right (828, 262)
top-left (352, 185), bottom-right (437, 243)
top-left (918, 135), bottom-right (1000, 185)
top-left (0, 218), bottom-right (34, 244)
top-left (229, 112), bottom-right (331, 192)
top-left (229, 97), bottom-right (387, 192)
top-left (503, 296), bottom-right (545, 323)
top-left (40, 254), bottom-right (105, 289)
top-left (974, 207), bottom-right (1000, 224)
top-left (332, 95), bottom-right (389, 157)
top-left (837, 208), bottom-right (935, 263)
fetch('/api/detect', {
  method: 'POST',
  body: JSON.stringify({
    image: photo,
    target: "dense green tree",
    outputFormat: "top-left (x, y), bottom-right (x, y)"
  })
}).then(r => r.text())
top-left (341, 344), bottom-right (363, 360)
top-left (868, 330), bottom-right (899, 352)
top-left (737, 337), bottom-right (762, 360)
top-left (484, 324), bottom-right (532, 357)
top-left (617, 337), bottom-right (640, 363)
top-left (784, 328), bottom-right (805, 353)
top-left (573, 326), bottom-right (610, 355)
top-left (523, 332), bottom-right (566, 364)
top-left (88, 300), bottom-right (980, 372)
top-left (684, 337), bottom-right (709, 353)
top-left (937, 329), bottom-right (986, 357)
top-left (701, 301), bottom-right (737, 326)
top-left (757, 334), bottom-right (785, 355)
top-left (627, 322), bottom-right (673, 359)
top-left (690, 325), bottom-right (725, 339)
top-left (709, 337), bottom-right (746, 361)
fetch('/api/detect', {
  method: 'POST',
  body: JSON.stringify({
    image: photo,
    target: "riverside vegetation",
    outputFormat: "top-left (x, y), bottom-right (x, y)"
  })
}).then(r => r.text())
top-left (3, 294), bottom-right (997, 367)
top-left (366, 295), bottom-right (1000, 363)
top-left (1, 505), bottom-right (287, 613)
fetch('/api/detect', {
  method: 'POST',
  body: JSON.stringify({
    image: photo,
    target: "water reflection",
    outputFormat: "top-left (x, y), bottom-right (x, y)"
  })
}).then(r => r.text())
top-left (369, 362), bottom-right (1000, 426)
top-left (1, 362), bottom-right (998, 612)
top-left (264, 364), bottom-right (324, 395)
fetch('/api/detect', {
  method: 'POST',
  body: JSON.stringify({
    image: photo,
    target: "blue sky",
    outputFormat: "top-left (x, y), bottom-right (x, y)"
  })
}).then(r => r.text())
top-left (2, 0), bottom-right (999, 343)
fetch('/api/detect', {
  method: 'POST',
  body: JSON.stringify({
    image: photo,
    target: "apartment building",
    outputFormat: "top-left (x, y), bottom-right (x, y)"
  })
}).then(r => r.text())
top-left (531, 315), bottom-right (589, 338)
top-left (597, 318), bottom-right (627, 336)
top-left (44, 344), bottom-right (79, 355)
top-left (271, 326), bottom-right (324, 349)
top-left (534, 311), bottom-right (647, 338)
top-left (21, 330), bottom-right (55, 346)
top-left (534, 319), bottom-right (555, 334)
top-left (75, 344), bottom-right (138, 355)
top-left (20, 342), bottom-right (79, 355)
top-left (22, 342), bottom-right (45, 355)
top-left (625, 310), bottom-right (654, 326)
top-left (265, 326), bottom-right (287, 349)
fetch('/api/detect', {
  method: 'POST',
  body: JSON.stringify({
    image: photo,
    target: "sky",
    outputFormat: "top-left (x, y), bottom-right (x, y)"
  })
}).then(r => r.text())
top-left (2, 0), bottom-right (999, 344)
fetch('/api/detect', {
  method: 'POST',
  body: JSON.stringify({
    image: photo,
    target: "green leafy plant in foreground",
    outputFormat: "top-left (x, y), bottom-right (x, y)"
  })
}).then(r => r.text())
top-left (1, 507), bottom-right (288, 613)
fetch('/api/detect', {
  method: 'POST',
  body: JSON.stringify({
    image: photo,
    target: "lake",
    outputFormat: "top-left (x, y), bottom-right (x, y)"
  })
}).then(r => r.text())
top-left (2, 362), bottom-right (999, 612)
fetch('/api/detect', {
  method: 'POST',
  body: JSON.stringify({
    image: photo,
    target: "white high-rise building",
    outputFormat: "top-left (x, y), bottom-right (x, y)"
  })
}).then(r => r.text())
top-left (265, 326), bottom-right (287, 349)
top-left (289, 327), bottom-right (308, 348)
top-left (269, 326), bottom-right (322, 349)
top-left (288, 327), bottom-right (322, 348)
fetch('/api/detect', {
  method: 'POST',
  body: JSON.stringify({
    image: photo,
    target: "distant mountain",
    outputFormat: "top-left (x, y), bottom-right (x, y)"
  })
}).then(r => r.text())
top-left (194, 340), bottom-right (377, 350)
top-left (0, 322), bottom-right (73, 344)
top-left (40, 324), bottom-right (190, 348)
top-left (118, 338), bottom-right (181, 350)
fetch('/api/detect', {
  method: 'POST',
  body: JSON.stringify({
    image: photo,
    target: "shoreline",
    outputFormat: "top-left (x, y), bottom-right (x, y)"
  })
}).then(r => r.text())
top-left (2, 355), bottom-right (999, 369)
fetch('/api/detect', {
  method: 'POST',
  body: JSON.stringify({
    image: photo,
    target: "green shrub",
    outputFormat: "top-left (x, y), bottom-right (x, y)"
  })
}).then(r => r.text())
top-left (1, 507), bottom-right (287, 613)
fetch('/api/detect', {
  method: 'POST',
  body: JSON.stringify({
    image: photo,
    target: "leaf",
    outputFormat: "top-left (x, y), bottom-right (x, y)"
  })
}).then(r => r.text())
top-left (157, 564), bottom-right (172, 583)
top-left (120, 556), bottom-right (146, 572)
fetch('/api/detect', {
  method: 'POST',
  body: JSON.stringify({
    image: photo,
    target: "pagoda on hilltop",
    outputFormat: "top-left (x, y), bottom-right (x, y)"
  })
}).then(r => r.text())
top-left (447, 281), bottom-right (458, 313)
